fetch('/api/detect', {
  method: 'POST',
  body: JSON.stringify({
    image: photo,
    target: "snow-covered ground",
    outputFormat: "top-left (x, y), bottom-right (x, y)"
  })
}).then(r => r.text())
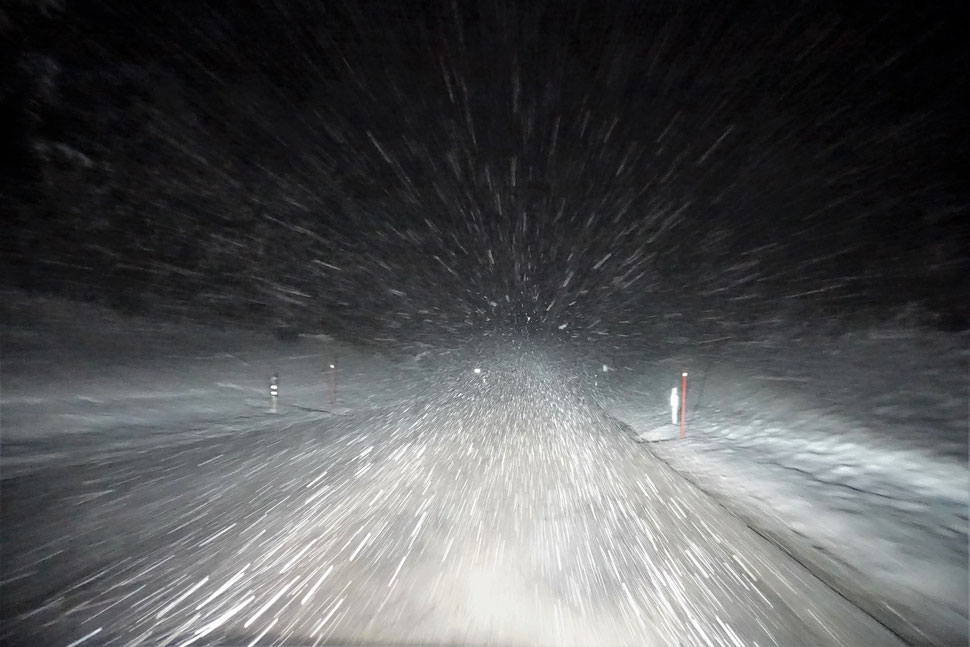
top-left (0, 295), bottom-right (904, 646)
top-left (603, 319), bottom-right (969, 645)
top-left (0, 291), bottom-right (430, 478)
top-left (2, 292), bottom-right (967, 645)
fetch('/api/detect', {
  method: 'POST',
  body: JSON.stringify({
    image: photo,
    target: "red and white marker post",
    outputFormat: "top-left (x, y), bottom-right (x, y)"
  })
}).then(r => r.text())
top-left (680, 371), bottom-right (688, 438)
top-left (328, 362), bottom-right (337, 408)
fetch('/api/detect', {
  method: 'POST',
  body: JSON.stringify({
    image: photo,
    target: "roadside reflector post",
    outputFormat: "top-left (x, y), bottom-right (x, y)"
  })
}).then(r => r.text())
top-left (680, 371), bottom-right (688, 438)
top-left (270, 372), bottom-right (279, 413)
top-left (597, 363), bottom-right (609, 389)
top-left (669, 387), bottom-right (679, 425)
top-left (329, 363), bottom-right (337, 408)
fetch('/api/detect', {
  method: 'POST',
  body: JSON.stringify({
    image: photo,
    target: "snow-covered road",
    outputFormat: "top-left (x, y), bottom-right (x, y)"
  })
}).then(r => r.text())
top-left (4, 295), bottom-right (961, 645)
top-left (1, 361), bottom-right (901, 646)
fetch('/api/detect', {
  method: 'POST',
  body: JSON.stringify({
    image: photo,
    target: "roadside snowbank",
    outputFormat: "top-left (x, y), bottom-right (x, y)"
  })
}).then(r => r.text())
top-left (604, 322), bottom-right (969, 645)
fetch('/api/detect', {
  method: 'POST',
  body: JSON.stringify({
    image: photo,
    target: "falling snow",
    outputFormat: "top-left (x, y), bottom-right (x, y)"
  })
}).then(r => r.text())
top-left (1, 1), bottom-right (968, 646)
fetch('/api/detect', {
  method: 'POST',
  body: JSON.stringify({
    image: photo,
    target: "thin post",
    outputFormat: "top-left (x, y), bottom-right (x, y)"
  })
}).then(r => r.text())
top-left (680, 372), bottom-right (688, 438)
top-left (270, 372), bottom-right (279, 414)
top-left (329, 363), bottom-right (337, 408)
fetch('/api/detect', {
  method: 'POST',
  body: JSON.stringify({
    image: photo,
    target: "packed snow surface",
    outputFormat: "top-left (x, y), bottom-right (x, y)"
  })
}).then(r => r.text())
top-left (2, 294), bottom-right (965, 645)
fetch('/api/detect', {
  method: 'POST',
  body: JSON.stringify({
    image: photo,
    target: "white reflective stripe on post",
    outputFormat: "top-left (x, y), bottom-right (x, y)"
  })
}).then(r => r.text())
top-left (270, 373), bottom-right (279, 413)
top-left (670, 387), bottom-right (679, 425)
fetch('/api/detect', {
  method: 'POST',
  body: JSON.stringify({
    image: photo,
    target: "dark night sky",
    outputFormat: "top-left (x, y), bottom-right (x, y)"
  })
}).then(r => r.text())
top-left (2, 0), bottom-right (968, 346)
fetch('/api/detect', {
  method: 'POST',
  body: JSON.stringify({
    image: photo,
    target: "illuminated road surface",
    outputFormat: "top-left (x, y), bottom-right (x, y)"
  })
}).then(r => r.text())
top-left (1, 364), bottom-right (901, 646)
